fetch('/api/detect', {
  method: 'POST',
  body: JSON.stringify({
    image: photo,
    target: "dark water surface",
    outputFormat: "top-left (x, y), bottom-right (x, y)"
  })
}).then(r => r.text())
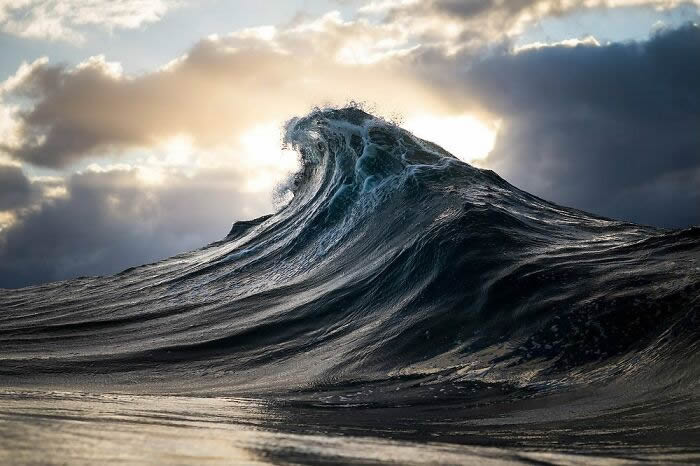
top-left (1, 108), bottom-right (698, 464)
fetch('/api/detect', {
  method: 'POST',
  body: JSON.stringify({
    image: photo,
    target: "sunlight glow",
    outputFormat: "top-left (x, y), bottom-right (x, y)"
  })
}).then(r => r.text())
top-left (403, 114), bottom-right (499, 163)
top-left (161, 134), bottom-right (195, 166)
top-left (0, 211), bottom-right (17, 232)
top-left (43, 185), bottom-right (68, 199)
top-left (239, 122), bottom-right (300, 193)
top-left (136, 166), bottom-right (166, 185)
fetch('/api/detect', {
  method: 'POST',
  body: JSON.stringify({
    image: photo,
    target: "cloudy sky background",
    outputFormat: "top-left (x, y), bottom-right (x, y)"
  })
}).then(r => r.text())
top-left (1, 0), bottom-right (699, 288)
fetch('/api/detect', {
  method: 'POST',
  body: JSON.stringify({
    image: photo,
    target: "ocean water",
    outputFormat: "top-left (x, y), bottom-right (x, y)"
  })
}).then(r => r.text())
top-left (1, 108), bottom-right (698, 464)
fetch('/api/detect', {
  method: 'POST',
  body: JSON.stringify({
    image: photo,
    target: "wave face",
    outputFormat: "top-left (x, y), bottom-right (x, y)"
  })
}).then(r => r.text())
top-left (1, 107), bottom-right (699, 403)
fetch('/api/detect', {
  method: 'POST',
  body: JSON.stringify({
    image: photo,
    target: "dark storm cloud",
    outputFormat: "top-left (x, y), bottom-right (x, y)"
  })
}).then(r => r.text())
top-left (379, 0), bottom-right (695, 22)
top-left (0, 164), bottom-right (31, 210)
top-left (0, 168), bottom-right (271, 288)
top-left (374, 0), bottom-right (609, 47)
top-left (467, 24), bottom-right (700, 228)
top-left (377, 0), bottom-right (537, 46)
top-left (391, 0), bottom-right (543, 19)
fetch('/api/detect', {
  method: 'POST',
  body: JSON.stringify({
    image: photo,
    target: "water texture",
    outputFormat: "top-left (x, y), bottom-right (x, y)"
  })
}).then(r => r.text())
top-left (1, 107), bottom-right (698, 464)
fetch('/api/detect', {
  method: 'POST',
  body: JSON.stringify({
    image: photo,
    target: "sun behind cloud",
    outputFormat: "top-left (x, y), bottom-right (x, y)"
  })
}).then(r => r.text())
top-left (403, 114), bottom-right (499, 164)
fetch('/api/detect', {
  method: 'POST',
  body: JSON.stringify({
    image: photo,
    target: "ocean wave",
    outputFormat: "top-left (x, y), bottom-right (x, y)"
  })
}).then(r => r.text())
top-left (1, 107), bottom-right (698, 403)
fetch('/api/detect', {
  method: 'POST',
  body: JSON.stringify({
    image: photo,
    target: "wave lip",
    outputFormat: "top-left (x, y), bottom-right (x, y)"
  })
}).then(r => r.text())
top-left (0, 107), bottom-right (698, 402)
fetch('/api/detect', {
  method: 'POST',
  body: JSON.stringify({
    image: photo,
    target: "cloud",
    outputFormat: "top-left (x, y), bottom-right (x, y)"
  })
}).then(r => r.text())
top-left (360, 0), bottom-right (700, 50)
top-left (0, 0), bottom-right (178, 43)
top-left (3, 3), bottom-right (697, 170)
top-left (0, 23), bottom-right (447, 169)
top-left (0, 163), bottom-right (31, 210)
top-left (0, 165), bottom-right (273, 288)
top-left (513, 35), bottom-right (601, 52)
top-left (469, 24), bottom-right (700, 228)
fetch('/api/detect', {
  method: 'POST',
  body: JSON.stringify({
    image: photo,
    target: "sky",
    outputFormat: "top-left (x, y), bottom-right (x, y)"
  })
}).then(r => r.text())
top-left (0, 0), bottom-right (699, 288)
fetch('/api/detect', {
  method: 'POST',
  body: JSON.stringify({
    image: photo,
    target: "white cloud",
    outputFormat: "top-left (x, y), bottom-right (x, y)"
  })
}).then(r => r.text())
top-left (0, 57), bottom-right (49, 94)
top-left (0, 104), bottom-right (19, 150)
top-left (0, 0), bottom-right (180, 43)
top-left (514, 36), bottom-right (601, 53)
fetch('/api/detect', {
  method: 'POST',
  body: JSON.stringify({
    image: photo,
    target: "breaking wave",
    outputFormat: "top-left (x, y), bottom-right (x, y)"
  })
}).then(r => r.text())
top-left (1, 107), bottom-right (698, 409)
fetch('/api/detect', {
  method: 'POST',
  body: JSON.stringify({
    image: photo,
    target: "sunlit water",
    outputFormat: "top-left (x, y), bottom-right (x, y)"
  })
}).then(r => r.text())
top-left (2, 389), bottom-right (698, 465)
